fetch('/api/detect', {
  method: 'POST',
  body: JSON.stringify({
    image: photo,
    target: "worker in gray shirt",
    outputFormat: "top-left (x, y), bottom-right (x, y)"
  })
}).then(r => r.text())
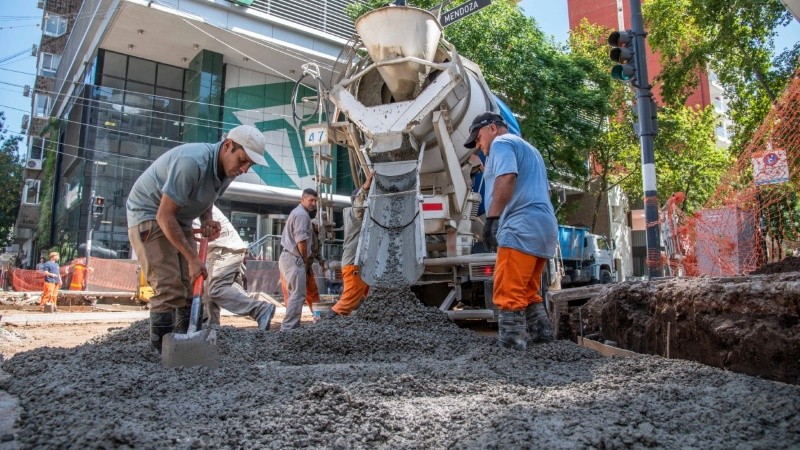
top-left (193, 206), bottom-right (276, 330)
top-left (127, 125), bottom-right (268, 353)
top-left (279, 188), bottom-right (318, 331)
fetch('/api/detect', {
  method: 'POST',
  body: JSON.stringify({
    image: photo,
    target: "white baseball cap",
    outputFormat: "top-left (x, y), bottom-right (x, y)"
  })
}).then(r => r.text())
top-left (225, 125), bottom-right (268, 166)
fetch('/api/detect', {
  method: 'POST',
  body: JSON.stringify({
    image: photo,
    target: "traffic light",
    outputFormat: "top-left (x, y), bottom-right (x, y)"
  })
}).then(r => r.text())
top-left (93, 196), bottom-right (105, 215)
top-left (608, 31), bottom-right (636, 82)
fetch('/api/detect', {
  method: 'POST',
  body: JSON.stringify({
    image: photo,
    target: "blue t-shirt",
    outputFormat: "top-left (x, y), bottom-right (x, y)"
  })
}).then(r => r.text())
top-left (42, 261), bottom-right (60, 283)
top-left (126, 142), bottom-right (232, 228)
top-left (483, 134), bottom-right (558, 258)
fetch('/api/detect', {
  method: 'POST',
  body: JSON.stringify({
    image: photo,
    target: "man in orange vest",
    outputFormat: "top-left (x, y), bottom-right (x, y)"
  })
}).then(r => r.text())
top-left (68, 258), bottom-right (93, 291)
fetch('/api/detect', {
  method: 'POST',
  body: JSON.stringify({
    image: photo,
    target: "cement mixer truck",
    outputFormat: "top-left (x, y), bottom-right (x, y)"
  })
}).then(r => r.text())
top-left (313, 5), bottom-right (538, 319)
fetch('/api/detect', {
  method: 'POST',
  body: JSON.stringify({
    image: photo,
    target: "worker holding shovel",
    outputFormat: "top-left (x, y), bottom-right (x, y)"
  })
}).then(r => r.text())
top-left (126, 125), bottom-right (269, 353)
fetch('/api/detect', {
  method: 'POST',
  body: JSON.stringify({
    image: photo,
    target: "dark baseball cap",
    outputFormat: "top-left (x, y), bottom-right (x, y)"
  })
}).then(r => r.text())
top-left (464, 112), bottom-right (506, 149)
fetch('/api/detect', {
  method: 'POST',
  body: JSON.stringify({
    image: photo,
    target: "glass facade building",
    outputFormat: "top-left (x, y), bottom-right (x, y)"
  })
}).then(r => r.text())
top-left (52, 50), bottom-right (187, 260)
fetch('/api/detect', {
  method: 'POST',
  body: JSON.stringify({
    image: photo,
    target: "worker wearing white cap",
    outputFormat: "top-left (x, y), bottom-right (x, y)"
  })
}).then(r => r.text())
top-left (127, 124), bottom-right (268, 353)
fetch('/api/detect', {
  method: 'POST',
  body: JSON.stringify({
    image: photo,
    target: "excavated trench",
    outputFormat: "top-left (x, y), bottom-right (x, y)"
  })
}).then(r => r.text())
top-left (572, 266), bottom-right (800, 385)
top-left (2, 285), bottom-right (799, 448)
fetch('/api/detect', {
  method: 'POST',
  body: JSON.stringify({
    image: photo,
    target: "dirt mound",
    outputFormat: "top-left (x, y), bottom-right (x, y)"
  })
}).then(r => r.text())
top-left (750, 256), bottom-right (800, 274)
top-left (2, 287), bottom-right (800, 448)
top-left (573, 273), bottom-right (800, 384)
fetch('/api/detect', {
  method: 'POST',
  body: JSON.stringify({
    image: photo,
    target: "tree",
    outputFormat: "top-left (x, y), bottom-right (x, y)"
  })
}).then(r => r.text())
top-left (345, 0), bottom-right (613, 187)
top-left (614, 105), bottom-right (731, 214)
top-left (568, 19), bottom-right (731, 218)
top-left (0, 112), bottom-right (24, 247)
top-left (643, 0), bottom-right (799, 153)
top-left (569, 20), bottom-right (638, 231)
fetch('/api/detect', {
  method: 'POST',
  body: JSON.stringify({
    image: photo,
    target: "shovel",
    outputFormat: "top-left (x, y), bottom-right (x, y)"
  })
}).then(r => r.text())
top-left (161, 234), bottom-right (220, 369)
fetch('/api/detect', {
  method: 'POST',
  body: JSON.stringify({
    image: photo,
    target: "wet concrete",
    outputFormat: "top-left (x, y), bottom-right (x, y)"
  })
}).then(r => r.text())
top-left (2, 286), bottom-right (799, 448)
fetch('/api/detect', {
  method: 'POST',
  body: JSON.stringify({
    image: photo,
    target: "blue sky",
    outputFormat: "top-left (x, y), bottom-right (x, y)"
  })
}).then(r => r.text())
top-left (0, 0), bottom-right (42, 142)
top-left (0, 1), bottom-right (797, 147)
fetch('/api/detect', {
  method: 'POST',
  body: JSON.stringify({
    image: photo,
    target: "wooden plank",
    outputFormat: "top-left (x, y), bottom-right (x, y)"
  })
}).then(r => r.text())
top-left (577, 337), bottom-right (639, 357)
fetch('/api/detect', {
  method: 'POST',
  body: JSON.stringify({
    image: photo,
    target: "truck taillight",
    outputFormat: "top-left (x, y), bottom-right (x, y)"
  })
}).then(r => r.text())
top-left (469, 263), bottom-right (495, 281)
top-left (422, 203), bottom-right (444, 211)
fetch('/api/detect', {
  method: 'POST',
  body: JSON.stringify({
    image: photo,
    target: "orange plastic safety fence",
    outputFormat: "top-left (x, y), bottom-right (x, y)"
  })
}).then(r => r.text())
top-left (11, 258), bottom-right (139, 292)
top-left (666, 69), bottom-right (800, 276)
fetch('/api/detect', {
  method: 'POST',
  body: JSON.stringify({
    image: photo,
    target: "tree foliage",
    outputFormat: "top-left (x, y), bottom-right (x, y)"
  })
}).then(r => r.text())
top-left (569, 19), bottom-right (730, 216)
top-left (614, 105), bottom-right (731, 213)
top-left (643, 0), bottom-right (799, 153)
top-left (0, 112), bottom-right (24, 247)
top-left (345, 0), bottom-right (613, 185)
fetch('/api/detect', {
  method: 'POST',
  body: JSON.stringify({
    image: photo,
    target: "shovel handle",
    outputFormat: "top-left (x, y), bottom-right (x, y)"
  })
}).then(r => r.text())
top-left (193, 232), bottom-right (208, 297)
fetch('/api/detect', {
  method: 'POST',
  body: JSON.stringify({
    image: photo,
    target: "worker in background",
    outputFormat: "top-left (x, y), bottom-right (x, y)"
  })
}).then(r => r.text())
top-left (194, 206), bottom-right (276, 330)
top-left (126, 124), bottom-right (269, 353)
top-left (322, 171), bottom-right (373, 318)
top-left (464, 112), bottom-right (558, 351)
top-left (38, 252), bottom-right (61, 311)
top-left (280, 219), bottom-right (325, 321)
top-left (67, 258), bottom-right (94, 291)
top-left (279, 188), bottom-right (318, 330)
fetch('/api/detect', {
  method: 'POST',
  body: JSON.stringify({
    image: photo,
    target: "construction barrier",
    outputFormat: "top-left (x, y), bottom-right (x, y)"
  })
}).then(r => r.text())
top-left (11, 258), bottom-right (140, 292)
top-left (664, 69), bottom-right (800, 276)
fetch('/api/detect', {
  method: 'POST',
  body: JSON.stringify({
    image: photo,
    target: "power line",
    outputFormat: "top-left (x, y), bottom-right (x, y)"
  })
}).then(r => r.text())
top-left (3, 114), bottom-right (318, 180)
top-left (0, 68), bottom-right (322, 126)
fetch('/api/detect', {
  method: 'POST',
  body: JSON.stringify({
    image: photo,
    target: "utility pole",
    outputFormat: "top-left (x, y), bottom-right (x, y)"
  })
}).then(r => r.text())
top-left (608, 0), bottom-right (664, 278)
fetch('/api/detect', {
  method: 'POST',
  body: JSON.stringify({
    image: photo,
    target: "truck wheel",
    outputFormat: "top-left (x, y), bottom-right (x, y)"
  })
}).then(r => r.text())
top-left (600, 269), bottom-right (613, 284)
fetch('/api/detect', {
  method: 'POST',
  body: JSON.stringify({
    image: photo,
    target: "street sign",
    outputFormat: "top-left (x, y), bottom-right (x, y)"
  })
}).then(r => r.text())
top-left (752, 149), bottom-right (789, 186)
top-left (440, 0), bottom-right (492, 27)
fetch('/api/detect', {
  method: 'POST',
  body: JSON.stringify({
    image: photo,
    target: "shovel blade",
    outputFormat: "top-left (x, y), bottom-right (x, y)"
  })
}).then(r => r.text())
top-left (161, 328), bottom-right (219, 369)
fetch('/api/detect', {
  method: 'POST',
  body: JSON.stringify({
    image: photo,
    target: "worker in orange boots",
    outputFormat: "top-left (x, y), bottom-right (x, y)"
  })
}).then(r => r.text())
top-left (464, 112), bottom-right (558, 350)
top-left (321, 172), bottom-right (372, 319)
top-left (38, 252), bottom-right (62, 311)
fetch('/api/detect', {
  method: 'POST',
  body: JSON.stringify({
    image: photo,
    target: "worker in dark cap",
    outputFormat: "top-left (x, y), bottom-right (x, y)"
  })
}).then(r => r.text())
top-left (464, 111), bottom-right (558, 351)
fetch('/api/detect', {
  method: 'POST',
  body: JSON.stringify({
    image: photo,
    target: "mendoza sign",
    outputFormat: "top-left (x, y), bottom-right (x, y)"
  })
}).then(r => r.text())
top-left (440, 0), bottom-right (492, 27)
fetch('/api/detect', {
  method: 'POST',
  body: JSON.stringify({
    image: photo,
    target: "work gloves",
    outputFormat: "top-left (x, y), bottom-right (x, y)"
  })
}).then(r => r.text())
top-left (483, 216), bottom-right (499, 252)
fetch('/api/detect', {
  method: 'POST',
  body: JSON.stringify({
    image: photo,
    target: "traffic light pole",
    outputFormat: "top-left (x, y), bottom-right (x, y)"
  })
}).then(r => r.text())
top-left (85, 189), bottom-right (94, 291)
top-left (630, 0), bottom-right (663, 278)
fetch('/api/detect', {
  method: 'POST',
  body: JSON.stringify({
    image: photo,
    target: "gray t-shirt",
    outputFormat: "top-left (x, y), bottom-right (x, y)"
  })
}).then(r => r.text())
top-left (281, 204), bottom-right (312, 258)
top-left (340, 188), bottom-right (368, 266)
top-left (127, 142), bottom-right (232, 228)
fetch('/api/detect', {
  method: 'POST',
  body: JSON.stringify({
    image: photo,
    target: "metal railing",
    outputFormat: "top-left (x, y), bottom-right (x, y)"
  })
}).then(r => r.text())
top-left (247, 234), bottom-right (343, 263)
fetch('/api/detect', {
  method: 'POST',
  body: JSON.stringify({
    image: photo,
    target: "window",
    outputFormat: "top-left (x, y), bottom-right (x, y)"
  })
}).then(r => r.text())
top-left (29, 137), bottom-right (45, 160)
top-left (39, 53), bottom-right (60, 77)
top-left (34, 94), bottom-right (52, 117)
top-left (23, 180), bottom-right (41, 205)
top-left (43, 14), bottom-right (67, 37)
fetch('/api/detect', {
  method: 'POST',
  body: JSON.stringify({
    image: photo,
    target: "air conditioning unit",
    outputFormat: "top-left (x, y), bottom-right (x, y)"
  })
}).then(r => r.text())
top-left (26, 159), bottom-right (43, 170)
